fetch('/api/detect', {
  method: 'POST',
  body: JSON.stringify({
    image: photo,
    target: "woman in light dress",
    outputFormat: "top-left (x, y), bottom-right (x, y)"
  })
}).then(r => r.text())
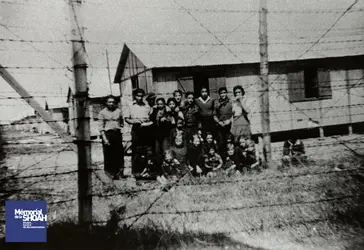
top-left (230, 85), bottom-right (251, 141)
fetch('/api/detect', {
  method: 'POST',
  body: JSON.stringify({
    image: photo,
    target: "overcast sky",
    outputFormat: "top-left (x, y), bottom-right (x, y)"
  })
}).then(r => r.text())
top-left (0, 0), bottom-right (363, 123)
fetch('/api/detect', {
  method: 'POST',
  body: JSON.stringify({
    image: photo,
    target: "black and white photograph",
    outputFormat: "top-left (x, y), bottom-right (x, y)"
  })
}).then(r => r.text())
top-left (0, 0), bottom-right (364, 249)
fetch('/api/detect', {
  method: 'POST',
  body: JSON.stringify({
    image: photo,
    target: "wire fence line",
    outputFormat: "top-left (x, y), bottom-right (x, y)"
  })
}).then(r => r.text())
top-left (2, 135), bottom-right (364, 152)
top-left (2, 22), bottom-right (364, 33)
top-left (98, 164), bottom-right (363, 229)
top-left (2, 0), bottom-right (364, 15)
top-left (3, 142), bottom-right (362, 203)
top-left (1, 112), bottom-right (364, 126)
top-left (1, 38), bottom-right (363, 46)
top-left (0, 82), bottom-right (363, 102)
top-left (2, 129), bottom-right (362, 193)
top-left (1, 44), bottom-right (363, 55)
top-left (89, 217), bottom-right (347, 236)
top-left (4, 163), bottom-right (360, 201)
top-left (115, 194), bottom-right (359, 220)
top-left (89, 172), bottom-right (363, 229)
top-left (1, 101), bottom-right (364, 121)
top-left (88, 167), bottom-right (364, 198)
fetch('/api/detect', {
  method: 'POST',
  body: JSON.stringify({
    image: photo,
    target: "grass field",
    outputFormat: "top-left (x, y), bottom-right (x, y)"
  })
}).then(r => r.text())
top-left (1, 131), bottom-right (364, 249)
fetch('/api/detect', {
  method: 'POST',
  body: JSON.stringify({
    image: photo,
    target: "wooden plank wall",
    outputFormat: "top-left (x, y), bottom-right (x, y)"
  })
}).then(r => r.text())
top-left (319, 70), bottom-right (350, 127)
top-left (266, 68), bottom-right (364, 133)
top-left (132, 64), bottom-right (364, 135)
top-left (153, 72), bottom-right (178, 100)
top-left (138, 70), bottom-right (154, 93)
top-left (345, 69), bottom-right (364, 124)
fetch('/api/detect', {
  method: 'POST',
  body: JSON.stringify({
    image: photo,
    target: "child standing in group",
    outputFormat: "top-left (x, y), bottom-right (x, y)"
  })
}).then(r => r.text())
top-left (203, 146), bottom-right (223, 177)
top-left (187, 133), bottom-right (204, 176)
top-left (203, 132), bottom-right (219, 154)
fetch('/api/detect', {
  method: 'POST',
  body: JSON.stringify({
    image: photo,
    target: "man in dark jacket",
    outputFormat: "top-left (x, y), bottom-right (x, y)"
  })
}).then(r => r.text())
top-left (183, 91), bottom-right (200, 140)
top-left (213, 87), bottom-right (234, 157)
top-left (195, 87), bottom-right (215, 136)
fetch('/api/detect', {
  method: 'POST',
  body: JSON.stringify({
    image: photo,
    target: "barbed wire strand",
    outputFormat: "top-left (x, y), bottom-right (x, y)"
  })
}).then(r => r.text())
top-left (0, 23), bottom-right (73, 75)
top-left (246, 0), bottom-right (359, 115)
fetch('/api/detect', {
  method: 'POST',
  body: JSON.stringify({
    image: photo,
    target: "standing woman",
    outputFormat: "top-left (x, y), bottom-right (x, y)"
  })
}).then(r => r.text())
top-left (98, 95), bottom-right (124, 180)
top-left (173, 90), bottom-right (184, 112)
top-left (166, 98), bottom-right (184, 128)
top-left (150, 98), bottom-right (171, 159)
top-left (231, 85), bottom-right (251, 141)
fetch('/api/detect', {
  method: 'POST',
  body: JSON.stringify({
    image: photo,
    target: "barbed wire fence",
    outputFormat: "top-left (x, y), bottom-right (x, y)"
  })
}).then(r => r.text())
top-left (0, 0), bottom-right (364, 240)
top-left (0, 121), bottom-right (363, 236)
top-left (0, 138), bottom-right (363, 234)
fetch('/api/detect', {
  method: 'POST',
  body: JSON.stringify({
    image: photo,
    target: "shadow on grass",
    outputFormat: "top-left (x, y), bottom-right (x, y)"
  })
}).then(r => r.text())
top-left (346, 236), bottom-right (364, 250)
top-left (1, 216), bottom-right (266, 250)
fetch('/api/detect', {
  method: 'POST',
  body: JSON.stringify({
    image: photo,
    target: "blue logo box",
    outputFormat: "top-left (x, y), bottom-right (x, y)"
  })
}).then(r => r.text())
top-left (5, 200), bottom-right (47, 242)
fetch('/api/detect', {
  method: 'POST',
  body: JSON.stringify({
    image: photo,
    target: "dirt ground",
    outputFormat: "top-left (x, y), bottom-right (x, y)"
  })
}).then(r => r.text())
top-left (1, 131), bottom-right (364, 249)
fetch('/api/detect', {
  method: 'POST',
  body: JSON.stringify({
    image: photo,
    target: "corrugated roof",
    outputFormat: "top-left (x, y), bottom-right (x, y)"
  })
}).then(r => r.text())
top-left (118, 0), bottom-right (364, 69)
top-left (45, 99), bottom-right (68, 109)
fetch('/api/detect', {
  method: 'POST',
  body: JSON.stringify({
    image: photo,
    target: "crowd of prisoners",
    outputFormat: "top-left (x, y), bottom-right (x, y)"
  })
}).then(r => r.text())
top-left (97, 86), bottom-right (306, 182)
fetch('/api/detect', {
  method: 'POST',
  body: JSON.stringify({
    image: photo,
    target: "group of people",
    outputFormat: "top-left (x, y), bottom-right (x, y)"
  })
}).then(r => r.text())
top-left (98, 85), bottom-right (306, 182)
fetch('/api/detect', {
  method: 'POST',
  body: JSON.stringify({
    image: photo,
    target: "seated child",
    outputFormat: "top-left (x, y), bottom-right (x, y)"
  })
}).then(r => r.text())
top-left (235, 136), bottom-right (259, 172)
top-left (244, 139), bottom-right (260, 170)
top-left (203, 146), bottom-right (223, 177)
top-left (157, 149), bottom-right (181, 185)
top-left (187, 133), bottom-right (204, 176)
top-left (234, 135), bottom-right (248, 172)
top-left (224, 143), bottom-right (240, 174)
top-left (282, 137), bottom-right (306, 166)
top-left (170, 135), bottom-right (187, 168)
top-left (221, 133), bottom-right (235, 161)
top-left (203, 132), bottom-right (219, 154)
top-left (139, 150), bottom-right (159, 180)
top-left (170, 117), bottom-right (188, 145)
top-left (134, 146), bottom-right (157, 179)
